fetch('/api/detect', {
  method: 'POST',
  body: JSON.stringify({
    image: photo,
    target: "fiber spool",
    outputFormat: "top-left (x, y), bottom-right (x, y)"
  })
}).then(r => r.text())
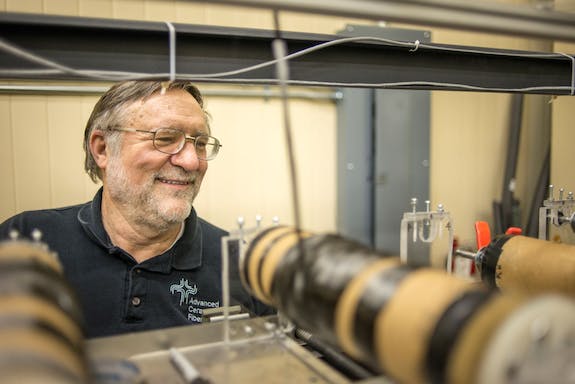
top-left (241, 227), bottom-right (479, 380)
top-left (479, 235), bottom-right (575, 296)
top-left (241, 227), bottom-right (575, 383)
top-left (0, 239), bottom-right (88, 384)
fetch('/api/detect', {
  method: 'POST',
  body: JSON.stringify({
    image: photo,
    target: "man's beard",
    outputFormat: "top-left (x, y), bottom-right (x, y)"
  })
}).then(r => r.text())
top-left (106, 155), bottom-right (199, 231)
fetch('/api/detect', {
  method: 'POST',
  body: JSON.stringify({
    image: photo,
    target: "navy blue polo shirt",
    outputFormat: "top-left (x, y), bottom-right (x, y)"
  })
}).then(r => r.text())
top-left (0, 189), bottom-right (273, 338)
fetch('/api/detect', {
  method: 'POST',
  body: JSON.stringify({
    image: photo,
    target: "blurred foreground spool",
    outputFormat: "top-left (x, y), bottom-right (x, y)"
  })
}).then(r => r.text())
top-left (0, 238), bottom-right (88, 384)
top-left (241, 226), bottom-right (575, 384)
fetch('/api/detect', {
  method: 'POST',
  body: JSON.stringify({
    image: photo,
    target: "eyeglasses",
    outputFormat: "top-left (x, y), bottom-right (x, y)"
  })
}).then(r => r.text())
top-left (110, 127), bottom-right (222, 160)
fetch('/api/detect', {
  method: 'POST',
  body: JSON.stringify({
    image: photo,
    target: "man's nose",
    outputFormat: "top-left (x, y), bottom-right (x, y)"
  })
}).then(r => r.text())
top-left (169, 141), bottom-right (201, 171)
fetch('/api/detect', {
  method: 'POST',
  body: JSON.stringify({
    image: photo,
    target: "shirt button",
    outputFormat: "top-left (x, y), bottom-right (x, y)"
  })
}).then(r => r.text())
top-left (131, 296), bottom-right (141, 306)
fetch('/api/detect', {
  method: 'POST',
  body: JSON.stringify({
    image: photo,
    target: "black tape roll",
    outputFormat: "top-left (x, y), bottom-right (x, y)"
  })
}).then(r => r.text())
top-left (479, 235), bottom-right (512, 289)
top-left (353, 264), bottom-right (411, 366)
top-left (425, 289), bottom-right (493, 384)
top-left (270, 233), bottom-right (386, 346)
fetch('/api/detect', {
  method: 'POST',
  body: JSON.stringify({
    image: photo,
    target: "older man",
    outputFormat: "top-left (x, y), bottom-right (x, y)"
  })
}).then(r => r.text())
top-left (0, 81), bottom-right (272, 338)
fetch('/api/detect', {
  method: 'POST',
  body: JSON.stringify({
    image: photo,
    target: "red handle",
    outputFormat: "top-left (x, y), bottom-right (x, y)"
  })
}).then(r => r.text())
top-left (475, 221), bottom-right (491, 250)
top-left (505, 227), bottom-right (522, 235)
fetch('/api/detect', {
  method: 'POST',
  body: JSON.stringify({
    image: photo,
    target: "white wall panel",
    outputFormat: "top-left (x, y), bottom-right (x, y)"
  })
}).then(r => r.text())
top-left (79, 0), bottom-right (113, 17)
top-left (11, 97), bottom-right (52, 213)
top-left (47, 97), bottom-right (94, 207)
top-left (144, 0), bottom-right (177, 21)
top-left (551, 41), bottom-right (575, 196)
top-left (44, 0), bottom-right (79, 15)
top-left (112, 0), bottom-right (145, 19)
top-left (193, 93), bottom-right (337, 232)
top-left (0, 97), bottom-right (16, 220)
top-left (6, 0), bottom-right (42, 13)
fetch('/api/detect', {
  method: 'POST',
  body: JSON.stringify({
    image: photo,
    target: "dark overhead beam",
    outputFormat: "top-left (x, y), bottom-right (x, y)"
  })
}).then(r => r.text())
top-left (0, 12), bottom-right (573, 95)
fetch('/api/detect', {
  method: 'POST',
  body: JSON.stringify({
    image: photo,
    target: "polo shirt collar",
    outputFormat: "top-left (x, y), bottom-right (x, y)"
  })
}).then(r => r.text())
top-left (77, 188), bottom-right (203, 271)
top-left (171, 209), bottom-right (202, 271)
top-left (77, 188), bottom-right (112, 249)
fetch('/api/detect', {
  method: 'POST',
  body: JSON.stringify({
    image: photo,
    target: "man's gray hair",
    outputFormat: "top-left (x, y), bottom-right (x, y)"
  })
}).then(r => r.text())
top-left (83, 80), bottom-right (209, 183)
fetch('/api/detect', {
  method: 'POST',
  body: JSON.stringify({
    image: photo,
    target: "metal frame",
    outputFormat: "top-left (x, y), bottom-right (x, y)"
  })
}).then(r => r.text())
top-left (203, 0), bottom-right (575, 43)
top-left (0, 12), bottom-right (573, 95)
top-left (0, 84), bottom-right (340, 100)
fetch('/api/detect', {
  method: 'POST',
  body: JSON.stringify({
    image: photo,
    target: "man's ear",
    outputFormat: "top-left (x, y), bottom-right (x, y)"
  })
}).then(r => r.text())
top-left (90, 130), bottom-right (109, 170)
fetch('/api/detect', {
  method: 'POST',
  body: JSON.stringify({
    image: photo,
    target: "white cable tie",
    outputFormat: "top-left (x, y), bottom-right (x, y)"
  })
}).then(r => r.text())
top-left (165, 21), bottom-right (176, 81)
top-left (273, 39), bottom-right (290, 82)
top-left (410, 40), bottom-right (420, 52)
top-left (558, 52), bottom-right (574, 96)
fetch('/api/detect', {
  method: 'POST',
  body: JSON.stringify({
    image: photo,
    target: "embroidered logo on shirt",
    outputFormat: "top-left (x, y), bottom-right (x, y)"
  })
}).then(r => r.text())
top-left (170, 278), bottom-right (198, 305)
top-left (169, 278), bottom-right (221, 323)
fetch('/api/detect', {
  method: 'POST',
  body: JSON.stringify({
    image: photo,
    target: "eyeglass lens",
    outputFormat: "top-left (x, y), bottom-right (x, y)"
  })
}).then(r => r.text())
top-left (153, 128), bottom-right (219, 159)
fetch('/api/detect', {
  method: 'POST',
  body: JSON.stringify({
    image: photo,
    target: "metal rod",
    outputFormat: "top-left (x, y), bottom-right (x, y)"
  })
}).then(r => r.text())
top-left (200, 0), bottom-right (575, 43)
top-left (0, 84), bottom-right (341, 101)
top-left (455, 249), bottom-right (477, 260)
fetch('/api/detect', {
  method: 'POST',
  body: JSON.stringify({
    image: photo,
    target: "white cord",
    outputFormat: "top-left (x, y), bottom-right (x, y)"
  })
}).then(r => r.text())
top-left (0, 38), bottom-right (77, 74)
top-left (164, 21), bottom-right (176, 81)
top-left (0, 38), bottom-right (140, 80)
top-left (179, 35), bottom-right (414, 79)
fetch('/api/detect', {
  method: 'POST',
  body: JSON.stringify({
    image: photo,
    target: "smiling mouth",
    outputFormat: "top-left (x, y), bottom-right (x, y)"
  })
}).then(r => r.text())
top-left (156, 177), bottom-right (193, 186)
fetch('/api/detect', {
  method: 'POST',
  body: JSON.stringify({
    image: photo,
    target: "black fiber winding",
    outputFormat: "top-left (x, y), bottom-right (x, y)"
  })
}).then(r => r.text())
top-left (479, 235), bottom-right (512, 289)
top-left (353, 264), bottom-right (411, 365)
top-left (425, 289), bottom-right (493, 384)
top-left (270, 234), bottom-right (386, 345)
